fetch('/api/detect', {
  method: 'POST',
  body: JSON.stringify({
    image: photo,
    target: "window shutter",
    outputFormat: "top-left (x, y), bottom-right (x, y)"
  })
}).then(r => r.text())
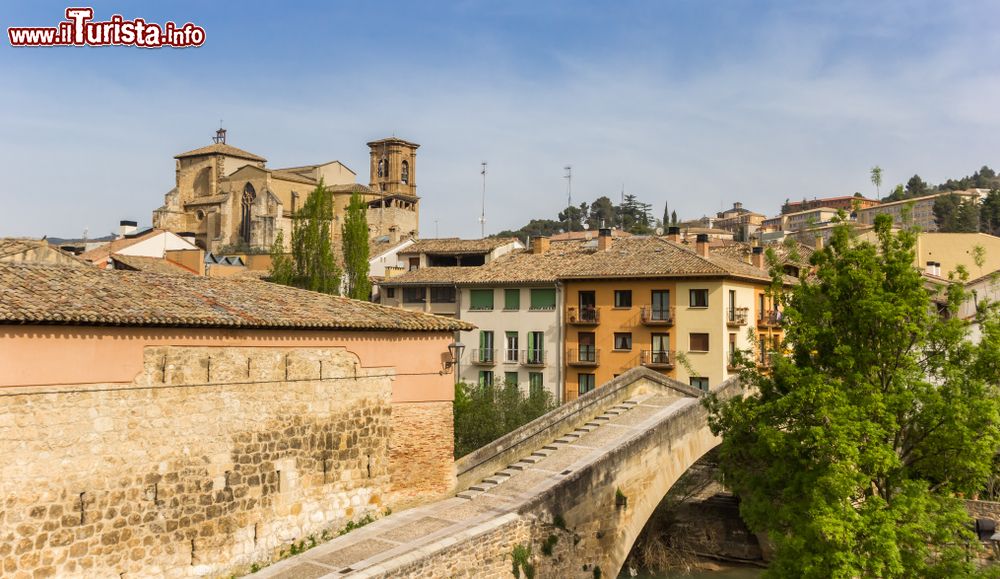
top-left (530, 288), bottom-right (556, 310)
top-left (504, 289), bottom-right (520, 310)
top-left (470, 289), bottom-right (494, 310)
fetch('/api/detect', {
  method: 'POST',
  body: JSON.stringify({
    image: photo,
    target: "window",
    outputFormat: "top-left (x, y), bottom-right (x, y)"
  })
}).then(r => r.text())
top-left (614, 290), bottom-right (632, 308)
top-left (690, 377), bottom-right (709, 391)
top-left (689, 289), bottom-right (708, 308)
top-left (578, 373), bottom-right (596, 396)
top-left (385, 288), bottom-right (395, 299)
top-left (402, 287), bottom-right (425, 303)
top-left (408, 257), bottom-right (419, 271)
top-left (578, 291), bottom-right (596, 321)
top-left (527, 331), bottom-right (545, 364)
top-left (470, 289), bottom-right (494, 310)
top-left (729, 333), bottom-right (737, 366)
top-left (401, 160), bottom-right (409, 184)
top-left (430, 287), bottom-right (455, 303)
top-left (578, 332), bottom-right (596, 363)
top-left (505, 332), bottom-right (519, 363)
top-left (690, 333), bottom-right (710, 352)
top-left (479, 331), bottom-right (494, 362)
top-left (240, 182), bottom-right (256, 244)
top-left (529, 372), bottom-right (544, 396)
top-left (479, 370), bottom-right (494, 386)
top-left (728, 289), bottom-right (736, 320)
top-left (530, 288), bottom-right (556, 310)
top-left (505, 371), bottom-right (519, 386)
top-left (614, 333), bottom-right (632, 351)
top-left (651, 290), bottom-right (671, 320)
top-left (504, 288), bottom-right (520, 310)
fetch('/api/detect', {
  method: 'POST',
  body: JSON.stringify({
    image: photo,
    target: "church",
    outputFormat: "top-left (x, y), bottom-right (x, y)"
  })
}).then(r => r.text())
top-left (153, 129), bottom-right (420, 253)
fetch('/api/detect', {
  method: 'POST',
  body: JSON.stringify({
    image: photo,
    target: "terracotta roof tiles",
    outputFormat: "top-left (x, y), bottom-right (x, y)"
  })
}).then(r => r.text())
top-left (403, 237), bottom-right (521, 255)
top-left (174, 143), bottom-right (266, 162)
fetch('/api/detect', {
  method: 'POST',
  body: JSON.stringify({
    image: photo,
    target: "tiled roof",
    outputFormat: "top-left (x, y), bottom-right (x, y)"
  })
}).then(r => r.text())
top-left (79, 229), bottom-right (163, 264)
top-left (270, 170), bottom-right (317, 185)
top-left (0, 264), bottom-right (472, 332)
top-left (403, 237), bottom-right (521, 255)
top-left (0, 238), bottom-right (88, 265)
top-left (549, 230), bottom-right (632, 241)
top-left (710, 240), bottom-right (814, 265)
top-left (368, 238), bottom-right (412, 260)
top-left (110, 254), bottom-right (197, 276)
top-left (174, 143), bottom-right (267, 162)
top-left (384, 237), bottom-right (793, 286)
top-left (327, 183), bottom-right (376, 195)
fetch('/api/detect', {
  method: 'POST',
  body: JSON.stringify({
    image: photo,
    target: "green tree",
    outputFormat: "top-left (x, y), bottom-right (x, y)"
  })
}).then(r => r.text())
top-left (934, 193), bottom-right (980, 232)
top-left (981, 189), bottom-right (1000, 236)
top-left (671, 210), bottom-right (678, 226)
top-left (268, 229), bottom-right (295, 285)
top-left (453, 380), bottom-right (555, 457)
top-left (588, 196), bottom-right (616, 230)
top-left (342, 191), bottom-right (372, 300)
top-left (269, 180), bottom-right (341, 294)
top-left (871, 165), bottom-right (883, 198)
top-left (617, 194), bottom-right (653, 234)
top-left (905, 174), bottom-right (929, 198)
top-left (707, 214), bottom-right (1000, 578)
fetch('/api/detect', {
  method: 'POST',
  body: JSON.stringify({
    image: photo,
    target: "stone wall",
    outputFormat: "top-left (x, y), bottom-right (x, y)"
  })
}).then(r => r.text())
top-left (388, 402), bottom-right (454, 510)
top-left (0, 345), bottom-right (407, 578)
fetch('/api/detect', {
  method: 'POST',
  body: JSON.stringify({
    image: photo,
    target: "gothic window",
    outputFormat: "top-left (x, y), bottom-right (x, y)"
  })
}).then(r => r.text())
top-left (401, 160), bottom-right (409, 184)
top-left (240, 183), bottom-right (256, 244)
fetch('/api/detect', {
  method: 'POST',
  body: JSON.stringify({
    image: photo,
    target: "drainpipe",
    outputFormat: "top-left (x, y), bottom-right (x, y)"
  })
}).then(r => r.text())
top-left (555, 280), bottom-right (564, 406)
top-left (454, 285), bottom-right (462, 386)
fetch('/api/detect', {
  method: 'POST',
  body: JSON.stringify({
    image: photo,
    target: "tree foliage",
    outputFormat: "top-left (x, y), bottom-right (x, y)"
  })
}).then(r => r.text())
top-left (495, 192), bottom-right (660, 241)
top-left (342, 191), bottom-right (371, 300)
top-left (707, 215), bottom-right (1000, 578)
top-left (453, 380), bottom-right (555, 458)
top-left (268, 180), bottom-right (341, 294)
top-left (933, 193), bottom-right (980, 232)
top-left (981, 189), bottom-right (1000, 236)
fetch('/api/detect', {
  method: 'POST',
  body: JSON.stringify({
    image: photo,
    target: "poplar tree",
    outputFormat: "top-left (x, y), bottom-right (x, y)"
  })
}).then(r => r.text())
top-left (708, 214), bottom-right (1000, 578)
top-left (342, 191), bottom-right (371, 300)
top-left (268, 180), bottom-right (340, 294)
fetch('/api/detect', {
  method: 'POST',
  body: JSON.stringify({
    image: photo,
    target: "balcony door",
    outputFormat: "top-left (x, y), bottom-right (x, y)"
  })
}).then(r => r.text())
top-left (505, 332), bottom-right (519, 363)
top-left (579, 291), bottom-right (596, 321)
top-left (527, 331), bottom-right (544, 364)
top-left (579, 332), bottom-right (596, 363)
top-left (651, 290), bottom-right (670, 320)
top-left (728, 289), bottom-right (736, 321)
top-left (652, 333), bottom-right (670, 364)
top-left (479, 330), bottom-right (494, 362)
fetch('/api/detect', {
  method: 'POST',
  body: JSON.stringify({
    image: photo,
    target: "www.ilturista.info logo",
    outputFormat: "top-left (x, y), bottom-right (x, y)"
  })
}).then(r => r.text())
top-left (8, 7), bottom-right (205, 48)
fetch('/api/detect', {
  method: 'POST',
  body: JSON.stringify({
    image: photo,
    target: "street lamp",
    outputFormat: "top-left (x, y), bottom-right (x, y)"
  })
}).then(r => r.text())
top-left (444, 341), bottom-right (465, 377)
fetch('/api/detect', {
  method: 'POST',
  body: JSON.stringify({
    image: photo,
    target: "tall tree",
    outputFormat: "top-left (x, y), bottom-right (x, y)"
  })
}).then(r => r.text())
top-left (268, 180), bottom-right (341, 294)
top-left (905, 174), bottom-right (929, 198)
top-left (268, 229), bottom-right (294, 286)
top-left (871, 165), bottom-right (883, 198)
top-left (981, 188), bottom-right (1000, 236)
top-left (588, 196), bottom-right (616, 229)
top-left (671, 210), bottom-right (678, 226)
top-left (934, 193), bottom-right (980, 232)
top-left (662, 201), bottom-right (670, 230)
top-left (708, 215), bottom-right (1000, 577)
top-left (342, 191), bottom-right (372, 300)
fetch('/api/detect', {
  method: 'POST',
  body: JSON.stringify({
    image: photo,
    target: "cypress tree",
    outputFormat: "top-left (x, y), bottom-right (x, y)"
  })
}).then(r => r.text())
top-left (342, 191), bottom-right (372, 300)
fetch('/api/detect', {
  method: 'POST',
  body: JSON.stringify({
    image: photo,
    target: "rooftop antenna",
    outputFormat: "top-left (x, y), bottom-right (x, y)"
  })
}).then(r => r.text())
top-left (564, 165), bottom-right (573, 232)
top-left (213, 120), bottom-right (226, 144)
top-left (479, 161), bottom-right (488, 238)
top-left (434, 219), bottom-right (440, 238)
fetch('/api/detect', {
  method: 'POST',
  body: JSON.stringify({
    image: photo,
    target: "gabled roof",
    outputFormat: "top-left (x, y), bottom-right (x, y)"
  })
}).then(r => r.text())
top-left (174, 143), bottom-right (267, 162)
top-left (270, 170), bottom-right (318, 185)
top-left (0, 264), bottom-right (472, 332)
top-left (403, 237), bottom-right (521, 256)
top-left (710, 240), bottom-right (814, 265)
top-left (0, 238), bottom-right (89, 265)
top-left (79, 228), bottom-right (163, 263)
top-left (110, 254), bottom-right (197, 276)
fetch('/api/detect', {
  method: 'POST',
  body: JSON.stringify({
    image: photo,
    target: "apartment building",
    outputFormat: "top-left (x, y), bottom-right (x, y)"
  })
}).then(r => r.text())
top-left (855, 191), bottom-right (979, 232)
top-left (560, 232), bottom-right (789, 401)
top-left (782, 194), bottom-right (880, 214)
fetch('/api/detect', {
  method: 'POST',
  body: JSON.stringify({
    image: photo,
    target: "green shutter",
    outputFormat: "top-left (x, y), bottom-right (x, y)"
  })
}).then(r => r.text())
top-left (505, 372), bottom-right (519, 386)
top-left (470, 289), bottom-right (494, 310)
top-left (530, 288), bottom-right (556, 310)
top-left (504, 288), bottom-right (520, 310)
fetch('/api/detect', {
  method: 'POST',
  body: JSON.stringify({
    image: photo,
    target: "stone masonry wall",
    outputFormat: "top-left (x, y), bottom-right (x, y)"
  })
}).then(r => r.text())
top-left (388, 402), bottom-right (454, 510)
top-left (0, 345), bottom-right (396, 579)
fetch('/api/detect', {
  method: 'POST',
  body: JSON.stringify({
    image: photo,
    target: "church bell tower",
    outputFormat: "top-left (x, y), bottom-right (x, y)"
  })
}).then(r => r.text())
top-left (367, 137), bottom-right (419, 198)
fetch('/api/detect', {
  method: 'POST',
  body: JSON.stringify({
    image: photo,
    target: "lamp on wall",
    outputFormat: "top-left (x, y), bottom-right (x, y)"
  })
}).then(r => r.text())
top-left (443, 341), bottom-right (465, 374)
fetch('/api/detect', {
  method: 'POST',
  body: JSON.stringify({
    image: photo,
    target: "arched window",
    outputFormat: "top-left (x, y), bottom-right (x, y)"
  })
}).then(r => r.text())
top-left (240, 183), bottom-right (256, 244)
top-left (401, 160), bottom-right (409, 184)
top-left (377, 159), bottom-right (383, 178)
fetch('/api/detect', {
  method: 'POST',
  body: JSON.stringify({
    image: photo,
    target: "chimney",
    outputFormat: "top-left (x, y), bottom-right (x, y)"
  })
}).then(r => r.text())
top-left (666, 226), bottom-right (681, 243)
top-left (598, 228), bottom-right (613, 251)
top-left (926, 261), bottom-right (936, 276)
top-left (119, 220), bottom-right (137, 238)
top-left (390, 227), bottom-right (399, 244)
top-left (733, 202), bottom-right (743, 210)
top-left (532, 236), bottom-right (551, 254)
top-left (934, 262), bottom-right (942, 277)
top-left (751, 246), bottom-right (765, 268)
top-left (696, 233), bottom-right (710, 257)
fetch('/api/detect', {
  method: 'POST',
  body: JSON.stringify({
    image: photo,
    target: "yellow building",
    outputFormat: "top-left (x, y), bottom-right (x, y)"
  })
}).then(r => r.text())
top-left (561, 232), bottom-right (788, 401)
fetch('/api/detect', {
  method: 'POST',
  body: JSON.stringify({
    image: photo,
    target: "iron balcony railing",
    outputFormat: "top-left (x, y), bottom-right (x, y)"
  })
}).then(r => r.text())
top-left (503, 349), bottom-right (521, 364)
top-left (520, 349), bottom-right (547, 367)
top-left (640, 350), bottom-right (675, 368)
top-left (568, 306), bottom-right (600, 325)
top-left (640, 305), bottom-right (675, 326)
top-left (757, 309), bottom-right (782, 327)
top-left (727, 307), bottom-right (749, 326)
top-left (470, 348), bottom-right (497, 366)
top-left (567, 347), bottom-right (600, 366)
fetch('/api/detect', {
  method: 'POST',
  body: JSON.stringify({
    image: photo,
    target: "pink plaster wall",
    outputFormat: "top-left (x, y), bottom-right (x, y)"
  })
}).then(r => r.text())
top-left (0, 325), bottom-right (455, 403)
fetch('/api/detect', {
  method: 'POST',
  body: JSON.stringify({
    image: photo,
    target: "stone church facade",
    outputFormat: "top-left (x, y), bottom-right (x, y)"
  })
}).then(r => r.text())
top-left (153, 130), bottom-right (420, 254)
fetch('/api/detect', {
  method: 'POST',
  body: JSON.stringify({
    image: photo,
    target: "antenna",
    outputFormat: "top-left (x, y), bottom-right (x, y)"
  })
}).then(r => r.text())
top-left (564, 165), bottom-right (573, 232)
top-left (435, 219), bottom-right (440, 238)
top-left (479, 161), bottom-right (488, 238)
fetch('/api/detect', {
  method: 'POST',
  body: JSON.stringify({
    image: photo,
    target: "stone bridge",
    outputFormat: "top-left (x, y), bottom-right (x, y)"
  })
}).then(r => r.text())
top-left (257, 367), bottom-right (742, 578)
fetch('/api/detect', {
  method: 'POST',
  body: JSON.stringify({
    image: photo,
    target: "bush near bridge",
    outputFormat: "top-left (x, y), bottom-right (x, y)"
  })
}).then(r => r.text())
top-left (453, 380), bottom-right (554, 458)
top-left (708, 213), bottom-right (1000, 578)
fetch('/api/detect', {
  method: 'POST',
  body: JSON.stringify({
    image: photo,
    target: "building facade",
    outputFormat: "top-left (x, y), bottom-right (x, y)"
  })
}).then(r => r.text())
top-left (153, 130), bottom-right (420, 254)
top-left (855, 191), bottom-right (979, 232)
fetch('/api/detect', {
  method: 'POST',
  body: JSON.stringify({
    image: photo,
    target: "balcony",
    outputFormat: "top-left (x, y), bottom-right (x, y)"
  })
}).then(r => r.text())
top-left (502, 349), bottom-right (521, 365)
top-left (727, 351), bottom-right (740, 371)
top-left (567, 306), bottom-right (600, 325)
top-left (727, 307), bottom-right (749, 327)
top-left (567, 348), bottom-right (600, 367)
top-left (640, 306), bottom-right (675, 326)
top-left (757, 309), bottom-right (782, 327)
top-left (641, 350), bottom-right (675, 369)
top-left (520, 349), bottom-right (547, 368)
top-left (470, 349), bottom-right (497, 366)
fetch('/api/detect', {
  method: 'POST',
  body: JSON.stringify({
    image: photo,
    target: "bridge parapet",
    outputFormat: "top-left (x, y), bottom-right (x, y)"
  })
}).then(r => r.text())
top-left (456, 367), bottom-right (703, 491)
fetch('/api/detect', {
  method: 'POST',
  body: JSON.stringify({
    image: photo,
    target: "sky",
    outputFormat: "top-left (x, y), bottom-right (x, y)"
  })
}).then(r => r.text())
top-left (2, 0), bottom-right (1000, 239)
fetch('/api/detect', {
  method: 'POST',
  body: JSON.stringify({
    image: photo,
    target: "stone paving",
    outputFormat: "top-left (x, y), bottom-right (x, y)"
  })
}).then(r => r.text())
top-left (254, 391), bottom-right (691, 578)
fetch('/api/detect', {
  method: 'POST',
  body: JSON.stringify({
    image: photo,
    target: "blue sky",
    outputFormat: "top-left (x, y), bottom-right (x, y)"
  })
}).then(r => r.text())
top-left (2, 0), bottom-right (999, 238)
